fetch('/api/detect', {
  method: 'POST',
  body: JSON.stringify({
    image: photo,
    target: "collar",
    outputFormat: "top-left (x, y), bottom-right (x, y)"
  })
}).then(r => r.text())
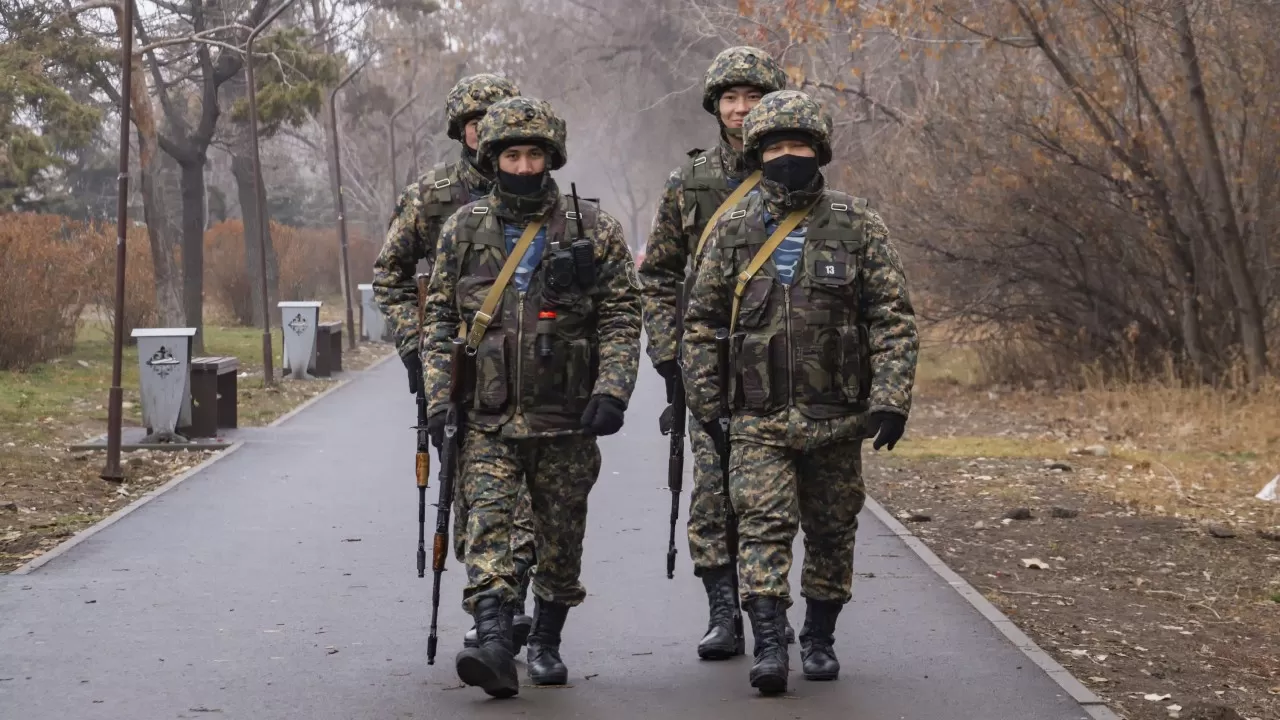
top-left (761, 171), bottom-right (825, 216)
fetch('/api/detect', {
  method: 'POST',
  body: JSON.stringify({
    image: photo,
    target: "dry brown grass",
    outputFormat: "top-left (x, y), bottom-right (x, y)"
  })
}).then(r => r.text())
top-left (907, 330), bottom-right (1280, 528)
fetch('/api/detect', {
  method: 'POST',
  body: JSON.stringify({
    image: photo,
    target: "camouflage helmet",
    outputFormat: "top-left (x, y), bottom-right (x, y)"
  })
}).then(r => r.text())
top-left (743, 90), bottom-right (833, 166)
top-left (445, 73), bottom-right (521, 141)
top-left (476, 96), bottom-right (568, 172)
top-left (702, 46), bottom-right (788, 115)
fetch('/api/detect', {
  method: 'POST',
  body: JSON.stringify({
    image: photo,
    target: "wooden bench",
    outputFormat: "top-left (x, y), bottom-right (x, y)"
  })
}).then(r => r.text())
top-left (316, 321), bottom-right (344, 377)
top-left (188, 356), bottom-right (239, 438)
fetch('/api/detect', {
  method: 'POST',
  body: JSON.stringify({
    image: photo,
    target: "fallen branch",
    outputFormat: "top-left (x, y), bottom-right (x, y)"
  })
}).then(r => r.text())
top-left (983, 587), bottom-right (1077, 605)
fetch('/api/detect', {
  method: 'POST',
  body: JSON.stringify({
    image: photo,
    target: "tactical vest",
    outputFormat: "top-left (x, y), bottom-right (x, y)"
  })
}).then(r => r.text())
top-left (452, 194), bottom-right (603, 433)
top-left (680, 148), bottom-right (732, 261)
top-left (418, 161), bottom-right (474, 223)
top-left (716, 190), bottom-right (874, 420)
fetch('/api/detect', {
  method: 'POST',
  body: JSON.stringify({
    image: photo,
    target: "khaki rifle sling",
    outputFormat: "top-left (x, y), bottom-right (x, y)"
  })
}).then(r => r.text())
top-left (694, 170), bottom-right (761, 261)
top-left (464, 218), bottom-right (545, 352)
top-left (729, 206), bottom-right (813, 336)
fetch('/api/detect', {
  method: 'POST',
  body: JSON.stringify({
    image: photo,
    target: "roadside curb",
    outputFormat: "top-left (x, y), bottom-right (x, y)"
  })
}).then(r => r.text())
top-left (10, 349), bottom-right (396, 576)
top-left (11, 441), bottom-right (246, 575)
top-left (863, 496), bottom-right (1121, 720)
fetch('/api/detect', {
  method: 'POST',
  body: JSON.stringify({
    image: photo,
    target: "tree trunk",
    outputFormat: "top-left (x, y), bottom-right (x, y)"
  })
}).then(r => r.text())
top-left (231, 149), bottom-right (279, 328)
top-left (1170, 237), bottom-right (1211, 383)
top-left (178, 160), bottom-right (207, 352)
top-left (1174, 1), bottom-right (1268, 383)
top-left (114, 3), bottom-right (183, 327)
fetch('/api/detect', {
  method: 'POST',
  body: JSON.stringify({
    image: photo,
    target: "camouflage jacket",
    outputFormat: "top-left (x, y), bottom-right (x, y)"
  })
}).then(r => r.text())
top-left (680, 185), bottom-right (918, 443)
top-left (422, 181), bottom-right (643, 438)
top-left (371, 152), bottom-right (491, 358)
top-left (637, 136), bottom-right (751, 368)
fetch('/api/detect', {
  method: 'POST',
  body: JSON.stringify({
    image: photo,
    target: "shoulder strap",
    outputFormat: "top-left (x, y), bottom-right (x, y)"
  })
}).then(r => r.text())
top-left (694, 170), bottom-right (762, 260)
top-left (464, 218), bottom-right (545, 352)
top-left (729, 204), bottom-right (813, 335)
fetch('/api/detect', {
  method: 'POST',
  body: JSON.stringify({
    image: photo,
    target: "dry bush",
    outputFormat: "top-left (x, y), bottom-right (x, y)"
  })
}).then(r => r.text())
top-left (205, 220), bottom-right (256, 325)
top-left (0, 214), bottom-right (93, 369)
top-left (274, 224), bottom-right (342, 302)
top-left (205, 220), bottom-right (370, 325)
top-left (80, 223), bottom-right (159, 341)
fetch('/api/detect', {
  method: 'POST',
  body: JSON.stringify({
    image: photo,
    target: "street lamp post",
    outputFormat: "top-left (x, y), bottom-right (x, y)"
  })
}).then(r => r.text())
top-left (244, 0), bottom-right (296, 388)
top-left (101, 0), bottom-right (136, 483)
top-left (328, 58), bottom-right (369, 351)
top-left (388, 94), bottom-right (418, 205)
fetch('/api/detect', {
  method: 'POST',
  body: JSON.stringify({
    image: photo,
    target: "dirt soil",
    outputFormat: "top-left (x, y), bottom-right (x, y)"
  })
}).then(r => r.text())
top-left (869, 388), bottom-right (1280, 720)
top-left (1, 341), bottom-right (393, 573)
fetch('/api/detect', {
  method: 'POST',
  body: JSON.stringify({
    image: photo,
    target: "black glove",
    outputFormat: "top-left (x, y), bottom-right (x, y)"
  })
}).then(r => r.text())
top-left (654, 359), bottom-right (679, 404)
top-left (701, 420), bottom-right (729, 458)
top-left (402, 351), bottom-right (423, 395)
top-left (865, 410), bottom-right (906, 451)
top-left (427, 410), bottom-right (447, 450)
top-left (581, 395), bottom-right (627, 436)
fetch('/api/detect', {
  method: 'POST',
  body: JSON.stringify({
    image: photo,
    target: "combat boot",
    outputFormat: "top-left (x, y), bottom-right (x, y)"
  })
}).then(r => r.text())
top-left (744, 596), bottom-right (789, 695)
top-left (799, 598), bottom-right (842, 681)
top-left (697, 566), bottom-right (738, 659)
top-left (455, 596), bottom-right (519, 698)
top-left (512, 557), bottom-right (534, 653)
top-left (525, 597), bottom-right (570, 685)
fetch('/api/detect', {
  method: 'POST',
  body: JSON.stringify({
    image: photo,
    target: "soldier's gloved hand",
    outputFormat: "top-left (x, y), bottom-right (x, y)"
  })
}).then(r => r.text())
top-left (701, 420), bottom-right (729, 458)
top-left (581, 395), bottom-right (626, 436)
top-left (865, 411), bottom-right (906, 451)
top-left (654, 359), bottom-right (679, 403)
top-left (402, 351), bottom-right (423, 395)
top-left (427, 410), bottom-right (447, 450)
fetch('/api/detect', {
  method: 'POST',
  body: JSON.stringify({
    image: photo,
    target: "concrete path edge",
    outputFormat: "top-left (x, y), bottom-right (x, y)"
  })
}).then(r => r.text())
top-left (863, 496), bottom-right (1121, 720)
top-left (10, 350), bottom-right (397, 576)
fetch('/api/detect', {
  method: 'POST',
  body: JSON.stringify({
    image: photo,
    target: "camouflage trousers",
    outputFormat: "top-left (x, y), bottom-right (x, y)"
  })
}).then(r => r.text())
top-left (730, 433), bottom-right (866, 605)
top-left (452, 470), bottom-right (536, 570)
top-left (459, 430), bottom-right (600, 614)
top-left (686, 412), bottom-right (731, 575)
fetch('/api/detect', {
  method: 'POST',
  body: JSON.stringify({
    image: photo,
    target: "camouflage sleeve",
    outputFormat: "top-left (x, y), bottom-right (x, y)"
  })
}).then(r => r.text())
top-left (371, 180), bottom-right (436, 358)
top-left (422, 209), bottom-right (463, 416)
top-left (589, 211), bottom-right (643, 406)
top-left (678, 227), bottom-right (732, 426)
top-left (636, 167), bottom-right (687, 367)
top-left (859, 208), bottom-right (919, 417)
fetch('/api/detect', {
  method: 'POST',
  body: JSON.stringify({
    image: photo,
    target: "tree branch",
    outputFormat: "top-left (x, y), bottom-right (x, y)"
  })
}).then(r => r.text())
top-left (802, 80), bottom-right (906, 125)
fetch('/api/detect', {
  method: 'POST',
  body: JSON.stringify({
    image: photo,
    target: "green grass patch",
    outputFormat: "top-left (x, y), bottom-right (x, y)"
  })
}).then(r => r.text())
top-left (0, 323), bottom-right (294, 444)
top-left (892, 435), bottom-right (1069, 460)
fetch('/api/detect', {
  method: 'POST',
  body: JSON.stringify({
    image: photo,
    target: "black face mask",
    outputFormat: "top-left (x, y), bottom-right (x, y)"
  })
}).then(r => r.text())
top-left (497, 170), bottom-right (545, 196)
top-left (761, 153), bottom-right (819, 191)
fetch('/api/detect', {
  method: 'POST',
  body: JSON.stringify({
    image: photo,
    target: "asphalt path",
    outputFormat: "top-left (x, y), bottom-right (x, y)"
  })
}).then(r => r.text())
top-left (0, 354), bottom-right (1095, 719)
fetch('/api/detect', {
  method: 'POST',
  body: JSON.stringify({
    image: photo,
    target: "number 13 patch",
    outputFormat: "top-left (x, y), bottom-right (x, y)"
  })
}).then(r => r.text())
top-left (814, 261), bottom-right (847, 280)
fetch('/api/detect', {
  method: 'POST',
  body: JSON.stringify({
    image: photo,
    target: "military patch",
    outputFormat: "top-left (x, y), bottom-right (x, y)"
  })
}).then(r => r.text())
top-left (814, 261), bottom-right (847, 280)
top-left (626, 260), bottom-right (642, 290)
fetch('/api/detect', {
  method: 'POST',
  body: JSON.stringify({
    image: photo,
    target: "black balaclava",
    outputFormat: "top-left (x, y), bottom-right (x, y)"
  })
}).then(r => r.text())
top-left (758, 130), bottom-right (820, 192)
top-left (490, 140), bottom-right (553, 216)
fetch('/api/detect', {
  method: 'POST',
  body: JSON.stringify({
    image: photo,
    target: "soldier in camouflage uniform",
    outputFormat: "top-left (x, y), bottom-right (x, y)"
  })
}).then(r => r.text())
top-left (637, 45), bottom-right (794, 658)
top-left (681, 90), bottom-right (919, 695)
top-left (421, 95), bottom-right (642, 698)
top-left (369, 73), bottom-right (537, 652)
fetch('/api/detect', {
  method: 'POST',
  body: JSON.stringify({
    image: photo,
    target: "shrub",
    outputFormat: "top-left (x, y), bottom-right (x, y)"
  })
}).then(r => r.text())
top-left (0, 214), bottom-right (92, 369)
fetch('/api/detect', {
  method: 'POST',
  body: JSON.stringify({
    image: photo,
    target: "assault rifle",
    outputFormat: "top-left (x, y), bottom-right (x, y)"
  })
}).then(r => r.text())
top-left (415, 273), bottom-right (430, 578)
top-left (715, 327), bottom-right (745, 655)
top-left (426, 337), bottom-right (468, 665)
top-left (660, 280), bottom-right (687, 579)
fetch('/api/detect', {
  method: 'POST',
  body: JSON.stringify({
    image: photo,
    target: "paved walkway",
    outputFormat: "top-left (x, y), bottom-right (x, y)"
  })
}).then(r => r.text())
top-left (0, 356), bottom-right (1102, 719)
